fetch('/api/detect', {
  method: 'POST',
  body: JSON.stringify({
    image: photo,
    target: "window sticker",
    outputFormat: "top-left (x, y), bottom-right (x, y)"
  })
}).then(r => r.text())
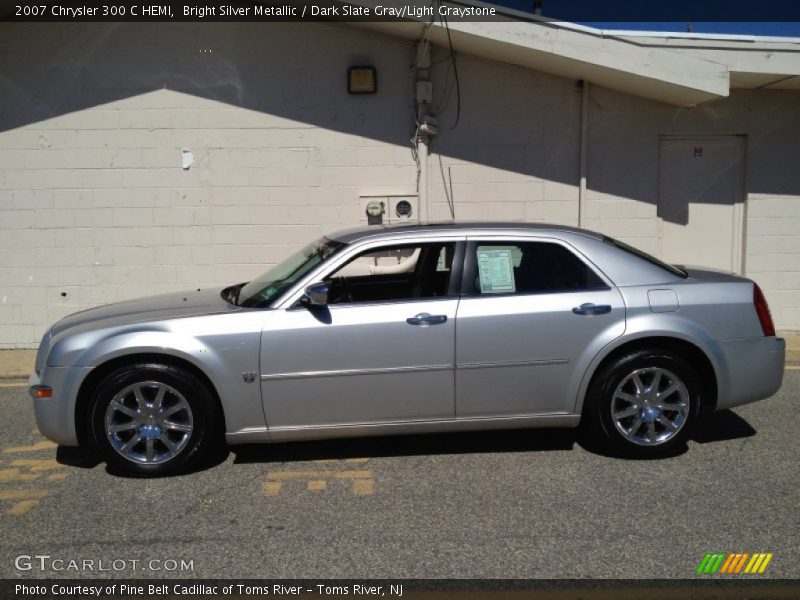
top-left (477, 247), bottom-right (516, 294)
top-left (436, 247), bottom-right (449, 272)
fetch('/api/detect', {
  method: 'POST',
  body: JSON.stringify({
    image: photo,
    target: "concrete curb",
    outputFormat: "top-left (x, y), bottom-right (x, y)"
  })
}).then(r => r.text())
top-left (783, 332), bottom-right (800, 365)
top-left (1, 333), bottom-right (798, 379)
top-left (0, 350), bottom-right (36, 380)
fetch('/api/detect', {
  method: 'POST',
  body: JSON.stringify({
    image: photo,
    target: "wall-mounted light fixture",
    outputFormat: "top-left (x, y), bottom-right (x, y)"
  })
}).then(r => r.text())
top-left (348, 65), bottom-right (377, 94)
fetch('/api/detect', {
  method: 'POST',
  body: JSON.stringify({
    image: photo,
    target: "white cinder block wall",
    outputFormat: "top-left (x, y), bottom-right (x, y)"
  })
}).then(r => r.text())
top-left (428, 54), bottom-right (581, 225)
top-left (0, 22), bottom-right (422, 346)
top-left (1, 23), bottom-right (798, 347)
top-left (586, 86), bottom-right (800, 330)
top-left (0, 22), bottom-right (583, 347)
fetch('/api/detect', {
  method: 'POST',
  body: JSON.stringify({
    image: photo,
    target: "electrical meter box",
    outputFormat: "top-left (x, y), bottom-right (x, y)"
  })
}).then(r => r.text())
top-left (359, 195), bottom-right (418, 225)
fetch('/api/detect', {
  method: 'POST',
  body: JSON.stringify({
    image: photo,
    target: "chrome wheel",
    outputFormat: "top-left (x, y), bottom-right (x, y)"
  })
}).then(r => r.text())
top-left (104, 381), bottom-right (193, 464)
top-left (610, 367), bottom-right (690, 446)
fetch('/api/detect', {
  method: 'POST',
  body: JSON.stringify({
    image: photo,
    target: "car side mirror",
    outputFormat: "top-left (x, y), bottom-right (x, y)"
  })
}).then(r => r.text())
top-left (303, 282), bottom-right (329, 307)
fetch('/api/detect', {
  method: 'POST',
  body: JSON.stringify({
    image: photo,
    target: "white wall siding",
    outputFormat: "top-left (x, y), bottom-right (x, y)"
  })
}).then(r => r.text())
top-left (1, 23), bottom-right (799, 347)
top-left (0, 23), bottom-right (420, 346)
top-left (0, 23), bottom-right (589, 346)
top-left (585, 86), bottom-right (800, 330)
top-left (745, 194), bottom-right (800, 329)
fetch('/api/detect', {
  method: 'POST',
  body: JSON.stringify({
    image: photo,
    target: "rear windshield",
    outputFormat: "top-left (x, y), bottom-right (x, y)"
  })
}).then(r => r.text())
top-left (603, 236), bottom-right (688, 278)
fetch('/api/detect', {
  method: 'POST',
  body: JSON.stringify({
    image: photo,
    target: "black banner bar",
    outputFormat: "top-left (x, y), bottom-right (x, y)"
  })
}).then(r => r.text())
top-left (2, 0), bottom-right (800, 23)
top-left (3, 579), bottom-right (800, 600)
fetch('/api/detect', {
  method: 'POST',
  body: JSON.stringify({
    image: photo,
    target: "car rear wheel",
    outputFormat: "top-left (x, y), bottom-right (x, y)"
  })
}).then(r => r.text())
top-left (89, 363), bottom-right (218, 475)
top-left (585, 349), bottom-right (703, 456)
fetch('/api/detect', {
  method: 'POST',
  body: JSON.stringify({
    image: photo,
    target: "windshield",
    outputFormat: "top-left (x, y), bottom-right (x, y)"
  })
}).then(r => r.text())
top-left (603, 236), bottom-right (688, 278)
top-left (237, 237), bottom-right (344, 308)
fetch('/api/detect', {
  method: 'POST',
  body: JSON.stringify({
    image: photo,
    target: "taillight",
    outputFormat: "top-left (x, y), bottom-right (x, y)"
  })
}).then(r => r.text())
top-left (753, 283), bottom-right (775, 337)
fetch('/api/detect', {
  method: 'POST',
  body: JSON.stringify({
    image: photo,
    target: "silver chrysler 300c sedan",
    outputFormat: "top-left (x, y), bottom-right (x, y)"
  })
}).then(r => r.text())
top-left (30, 223), bottom-right (785, 475)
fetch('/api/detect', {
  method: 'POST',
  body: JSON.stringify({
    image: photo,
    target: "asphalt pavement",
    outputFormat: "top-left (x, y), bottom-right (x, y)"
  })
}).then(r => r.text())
top-left (0, 372), bottom-right (798, 580)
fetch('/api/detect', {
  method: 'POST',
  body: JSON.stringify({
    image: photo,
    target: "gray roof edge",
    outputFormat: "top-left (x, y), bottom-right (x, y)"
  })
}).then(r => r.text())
top-left (327, 221), bottom-right (605, 244)
top-left (447, 0), bottom-right (800, 46)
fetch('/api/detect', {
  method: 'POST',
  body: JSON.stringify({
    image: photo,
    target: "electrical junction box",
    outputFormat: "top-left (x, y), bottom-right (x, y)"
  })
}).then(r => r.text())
top-left (360, 196), bottom-right (418, 225)
top-left (416, 81), bottom-right (433, 103)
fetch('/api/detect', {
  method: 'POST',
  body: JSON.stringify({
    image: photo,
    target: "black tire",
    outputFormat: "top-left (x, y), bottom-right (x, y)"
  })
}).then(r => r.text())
top-left (584, 349), bottom-right (703, 457)
top-left (89, 363), bottom-right (218, 476)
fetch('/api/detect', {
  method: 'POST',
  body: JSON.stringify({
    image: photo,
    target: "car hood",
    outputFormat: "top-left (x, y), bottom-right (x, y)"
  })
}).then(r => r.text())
top-left (50, 288), bottom-right (235, 337)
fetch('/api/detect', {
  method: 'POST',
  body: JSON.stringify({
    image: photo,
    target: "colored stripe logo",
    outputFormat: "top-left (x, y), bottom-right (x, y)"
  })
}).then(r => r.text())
top-left (697, 552), bottom-right (773, 574)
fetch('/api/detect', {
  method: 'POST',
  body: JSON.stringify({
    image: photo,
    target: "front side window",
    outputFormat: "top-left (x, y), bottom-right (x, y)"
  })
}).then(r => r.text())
top-left (325, 242), bottom-right (456, 305)
top-left (238, 237), bottom-right (344, 308)
top-left (468, 241), bottom-right (606, 295)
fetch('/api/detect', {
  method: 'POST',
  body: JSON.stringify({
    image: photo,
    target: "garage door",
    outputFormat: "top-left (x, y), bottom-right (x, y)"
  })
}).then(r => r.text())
top-left (658, 136), bottom-right (746, 273)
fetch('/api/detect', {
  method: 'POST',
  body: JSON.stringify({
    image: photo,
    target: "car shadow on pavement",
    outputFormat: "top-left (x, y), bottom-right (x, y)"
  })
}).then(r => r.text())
top-left (55, 445), bottom-right (102, 469)
top-left (230, 409), bottom-right (758, 466)
top-left (576, 409), bottom-right (757, 460)
top-left (55, 439), bottom-right (232, 478)
top-left (54, 410), bottom-right (757, 474)
top-left (232, 428), bottom-right (576, 465)
top-left (692, 409), bottom-right (756, 444)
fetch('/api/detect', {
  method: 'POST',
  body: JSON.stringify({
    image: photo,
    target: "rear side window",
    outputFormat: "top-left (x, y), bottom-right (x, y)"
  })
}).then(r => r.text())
top-left (467, 241), bottom-right (607, 295)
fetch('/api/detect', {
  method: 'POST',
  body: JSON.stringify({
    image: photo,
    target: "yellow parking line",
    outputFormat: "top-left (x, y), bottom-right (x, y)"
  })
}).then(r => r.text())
top-left (4, 441), bottom-right (57, 453)
top-left (8, 499), bottom-right (39, 516)
top-left (313, 458), bottom-right (370, 464)
top-left (262, 481), bottom-right (282, 496)
top-left (0, 468), bottom-right (40, 483)
top-left (785, 365), bottom-right (800, 371)
top-left (0, 381), bottom-right (27, 388)
top-left (0, 489), bottom-right (49, 501)
top-left (266, 470), bottom-right (373, 480)
top-left (9, 459), bottom-right (64, 472)
top-left (352, 479), bottom-right (375, 496)
top-left (263, 464), bottom-right (377, 496)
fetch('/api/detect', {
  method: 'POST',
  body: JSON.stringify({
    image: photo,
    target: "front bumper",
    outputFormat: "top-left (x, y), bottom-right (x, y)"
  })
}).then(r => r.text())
top-left (29, 366), bottom-right (92, 446)
top-left (713, 336), bottom-right (786, 410)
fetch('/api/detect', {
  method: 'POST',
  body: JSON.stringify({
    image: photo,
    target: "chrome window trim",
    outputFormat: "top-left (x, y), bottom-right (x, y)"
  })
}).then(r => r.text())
top-left (287, 295), bottom-right (460, 311)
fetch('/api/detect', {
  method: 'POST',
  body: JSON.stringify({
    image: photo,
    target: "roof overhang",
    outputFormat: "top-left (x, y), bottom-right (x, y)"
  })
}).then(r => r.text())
top-left (610, 32), bottom-right (800, 91)
top-left (349, 1), bottom-right (800, 106)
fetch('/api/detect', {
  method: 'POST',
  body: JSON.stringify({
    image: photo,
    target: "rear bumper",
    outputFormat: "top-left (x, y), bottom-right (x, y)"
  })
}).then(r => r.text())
top-left (711, 336), bottom-right (786, 410)
top-left (29, 366), bottom-right (92, 446)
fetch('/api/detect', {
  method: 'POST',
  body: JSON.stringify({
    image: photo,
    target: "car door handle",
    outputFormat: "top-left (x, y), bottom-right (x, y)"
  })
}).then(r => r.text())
top-left (406, 313), bottom-right (448, 327)
top-left (572, 303), bottom-right (612, 316)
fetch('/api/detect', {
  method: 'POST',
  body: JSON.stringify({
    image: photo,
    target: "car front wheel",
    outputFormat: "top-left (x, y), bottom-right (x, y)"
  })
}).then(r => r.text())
top-left (585, 349), bottom-right (703, 456)
top-left (89, 363), bottom-right (218, 475)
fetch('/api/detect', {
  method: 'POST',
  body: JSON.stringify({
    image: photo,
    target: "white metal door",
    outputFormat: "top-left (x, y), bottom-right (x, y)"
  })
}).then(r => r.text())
top-left (455, 237), bottom-right (626, 417)
top-left (260, 299), bottom-right (458, 430)
top-left (658, 136), bottom-right (746, 273)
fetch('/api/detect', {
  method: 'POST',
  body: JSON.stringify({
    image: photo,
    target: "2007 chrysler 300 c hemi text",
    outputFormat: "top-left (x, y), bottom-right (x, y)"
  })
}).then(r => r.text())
top-left (29, 223), bottom-right (785, 475)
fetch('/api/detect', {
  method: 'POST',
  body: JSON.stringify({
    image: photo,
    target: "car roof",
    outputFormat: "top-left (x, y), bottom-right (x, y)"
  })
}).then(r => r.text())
top-left (327, 221), bottom-right (605, 244)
